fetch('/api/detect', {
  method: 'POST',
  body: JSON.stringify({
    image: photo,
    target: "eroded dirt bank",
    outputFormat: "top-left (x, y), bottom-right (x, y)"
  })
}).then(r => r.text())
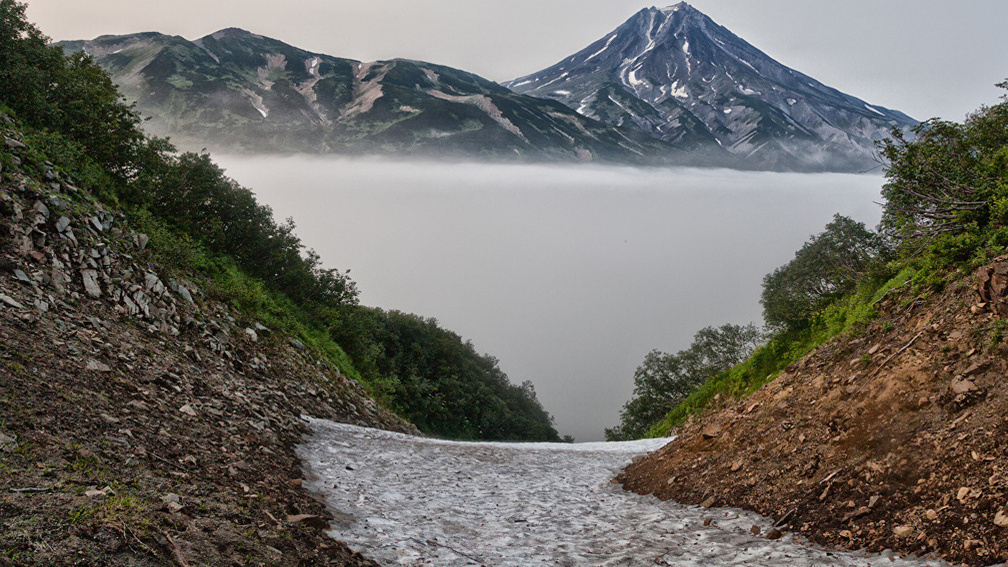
top-left (618, 260), bottom-right (1008, 566)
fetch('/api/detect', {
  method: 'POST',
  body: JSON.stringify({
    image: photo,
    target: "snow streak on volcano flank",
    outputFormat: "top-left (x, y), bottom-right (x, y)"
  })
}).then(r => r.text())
top-left (505, 2), bottom-right (917, 172)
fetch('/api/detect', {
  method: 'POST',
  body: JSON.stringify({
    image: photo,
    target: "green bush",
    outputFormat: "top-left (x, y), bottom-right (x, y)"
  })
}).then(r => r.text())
top-left (606, 323), bottom-right (762, 441)
top-left (761, 214), bottom-right (889, 330)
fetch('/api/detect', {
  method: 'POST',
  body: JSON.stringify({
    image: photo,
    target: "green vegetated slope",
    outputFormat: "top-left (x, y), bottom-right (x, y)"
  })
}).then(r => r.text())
top-left (57, 30), bottom-right (686, 164)
top-left (1, 1), bottom-right (559, 442)
top-left (609, 80), bottom-right (1008, 440)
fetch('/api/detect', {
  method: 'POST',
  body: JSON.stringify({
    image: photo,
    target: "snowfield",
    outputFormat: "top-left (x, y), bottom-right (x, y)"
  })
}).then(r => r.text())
top-left (299, 419), bottom-right (949, 566)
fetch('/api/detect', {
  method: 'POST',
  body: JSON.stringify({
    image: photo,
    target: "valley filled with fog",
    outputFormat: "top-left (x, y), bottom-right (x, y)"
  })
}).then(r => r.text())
top-left (216, 156), bottom-right (884, 441)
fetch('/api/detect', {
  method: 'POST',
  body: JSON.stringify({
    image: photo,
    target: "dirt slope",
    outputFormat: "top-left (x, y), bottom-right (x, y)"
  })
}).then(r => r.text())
top-left (0, 116), bottom-right (416, 565)
top-left (618, 262), bottom-right (1008, 566)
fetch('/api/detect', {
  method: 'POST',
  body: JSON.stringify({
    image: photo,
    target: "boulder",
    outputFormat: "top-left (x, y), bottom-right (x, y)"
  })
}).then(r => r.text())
top-left (81, 269), bottom-right (101, 298)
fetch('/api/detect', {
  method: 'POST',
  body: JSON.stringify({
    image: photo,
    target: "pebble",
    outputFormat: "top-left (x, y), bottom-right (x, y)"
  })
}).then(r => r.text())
top-left (893, 525), bottom-right (914, 538)
top-left (85, 359), bottom-right (111, 372)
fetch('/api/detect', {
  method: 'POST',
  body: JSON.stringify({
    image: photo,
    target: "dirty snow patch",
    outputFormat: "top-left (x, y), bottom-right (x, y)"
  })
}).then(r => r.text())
top-left (299, 419), bottom-right (951, 567)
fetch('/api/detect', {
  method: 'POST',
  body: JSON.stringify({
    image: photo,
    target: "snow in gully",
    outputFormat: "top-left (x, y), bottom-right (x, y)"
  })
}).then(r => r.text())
top-left (298, 418), bottom-right (950, 566)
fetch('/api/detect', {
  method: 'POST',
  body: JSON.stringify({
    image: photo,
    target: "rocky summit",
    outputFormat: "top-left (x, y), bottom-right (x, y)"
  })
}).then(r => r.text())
top-left (505, 2), bottom-right (917, 171)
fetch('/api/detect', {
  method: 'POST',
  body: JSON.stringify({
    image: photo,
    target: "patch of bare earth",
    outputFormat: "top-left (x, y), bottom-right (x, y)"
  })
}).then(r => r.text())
top-left (618, 259), bottom-right (1008, 566)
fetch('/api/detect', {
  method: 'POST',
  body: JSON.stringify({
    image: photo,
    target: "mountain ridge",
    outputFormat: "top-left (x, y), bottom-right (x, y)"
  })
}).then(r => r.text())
top-left (58, 29), bottom-right (703, 166)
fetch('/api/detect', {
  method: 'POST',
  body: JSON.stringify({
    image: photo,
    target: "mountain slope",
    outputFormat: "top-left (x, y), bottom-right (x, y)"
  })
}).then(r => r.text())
top-left (59, 30), bottom-right (689, 164)
top-left (0, 110), bottom-right (411, 565)
top-left (505, 2), bottom-right (917, 171)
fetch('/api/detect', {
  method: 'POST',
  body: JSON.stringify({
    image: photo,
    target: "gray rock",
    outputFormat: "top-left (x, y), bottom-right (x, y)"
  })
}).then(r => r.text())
top-left (290, 339), bottom-right (305, 350)
top-left (4, 137), bottom-right (25, 149)
top-left (162, 493), bottom-right (184, 513)
top-left (176, 285), bottom-right (194, 304)
top-left (137, 233), bottom-right (149, 250)
top-left (13, 269), bottom-right (31, 284)
top-left (122, 294), bottom-right (139, 315)
top-left (81, 269), bottom-right (101, 298)
top-left (244, 327), bottom-right (258, 342)
top-left (144, 272), bottom-right (165, 295)
top-left (50, 258), bottom-right (68, 295)
top-left (85, 359), bottom-right (111, 372)
top-left (55, 216), bottom-right (70, 233)
top-left (254, 322), bottom-right (270, 334)
top-left (90, 216), bottom-right (103, 232)
top-left (33, 200), bottom-right (49, 218)
top-left (0, 293), bottom-right (24, 309)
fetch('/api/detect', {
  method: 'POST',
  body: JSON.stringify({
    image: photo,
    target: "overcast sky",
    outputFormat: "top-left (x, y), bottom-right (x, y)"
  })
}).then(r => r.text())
top-left (26, 0), bottom-right (1008, 122)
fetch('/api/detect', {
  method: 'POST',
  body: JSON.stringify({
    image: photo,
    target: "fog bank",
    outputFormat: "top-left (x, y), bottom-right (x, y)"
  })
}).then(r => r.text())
top-left (215, 157), bottom-right (884, 441)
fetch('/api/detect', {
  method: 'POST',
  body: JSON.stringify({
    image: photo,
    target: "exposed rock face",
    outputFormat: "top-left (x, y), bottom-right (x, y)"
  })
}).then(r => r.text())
top-left (617, 264), bottom-right (1008, 566)
top-left (0, 115), bottom-right (415, 565)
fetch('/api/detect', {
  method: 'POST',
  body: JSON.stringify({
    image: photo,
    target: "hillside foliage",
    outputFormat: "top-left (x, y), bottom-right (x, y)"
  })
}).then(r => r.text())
top-left (616, 82), bottom-right (1008, 439)
top-left (0, 0), bottom-right (558, 441)
top-left (605, 323), bottom-right (762, 441)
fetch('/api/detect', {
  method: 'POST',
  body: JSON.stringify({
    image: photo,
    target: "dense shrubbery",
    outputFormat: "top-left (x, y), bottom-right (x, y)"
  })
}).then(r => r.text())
top-left (0, 0), bottom-right (164, 181)
top-left (881, 81), bottom-right (1008, 265)
top-left (0, 0), bottom-right (559, 441)
top-left (357, 310), bottom-right (558, 441)
top-left (760, 214), bottom-right (890, 330)
top-left (605, 324), bottom-right (762, 441)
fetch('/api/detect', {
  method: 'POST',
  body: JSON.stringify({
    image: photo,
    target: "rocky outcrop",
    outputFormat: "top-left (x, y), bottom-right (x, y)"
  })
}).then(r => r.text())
top-left (618, 266), bottom-right (1008, 566)
top-left (0, 115), bottom-right (414, 565)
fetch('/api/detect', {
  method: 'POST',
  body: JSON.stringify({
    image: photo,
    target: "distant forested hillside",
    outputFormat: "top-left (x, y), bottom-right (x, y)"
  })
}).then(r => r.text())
top-left (0, 0), bottom-right (559, 441)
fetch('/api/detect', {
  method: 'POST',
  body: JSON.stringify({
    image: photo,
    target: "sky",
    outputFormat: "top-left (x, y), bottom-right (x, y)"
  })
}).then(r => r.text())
top-left (25, 0), bottom-right (1008, 122)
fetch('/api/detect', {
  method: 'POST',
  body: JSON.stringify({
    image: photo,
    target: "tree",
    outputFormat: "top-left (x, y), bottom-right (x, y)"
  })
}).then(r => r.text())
top-left (606, 323), bottom-right (762, 440)
top-left (880, 80), bottom-right (1008, 242)
top-left (761, 214), bottom-right (888, 330)
top-left (0, 0), bottom-right (159, 180)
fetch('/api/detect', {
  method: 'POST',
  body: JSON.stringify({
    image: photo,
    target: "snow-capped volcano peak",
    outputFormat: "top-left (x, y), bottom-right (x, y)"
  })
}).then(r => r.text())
top-left (659, 2), bottom-right (698, 16)
top-left (504, 3), bottom-right (915, 171)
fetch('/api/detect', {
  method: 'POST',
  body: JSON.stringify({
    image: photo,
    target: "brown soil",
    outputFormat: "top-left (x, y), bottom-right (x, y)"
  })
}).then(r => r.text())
top-left (0, 120), bottom-right (416, 565)
top-left (618, 262), bottom-right (1008, 566)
